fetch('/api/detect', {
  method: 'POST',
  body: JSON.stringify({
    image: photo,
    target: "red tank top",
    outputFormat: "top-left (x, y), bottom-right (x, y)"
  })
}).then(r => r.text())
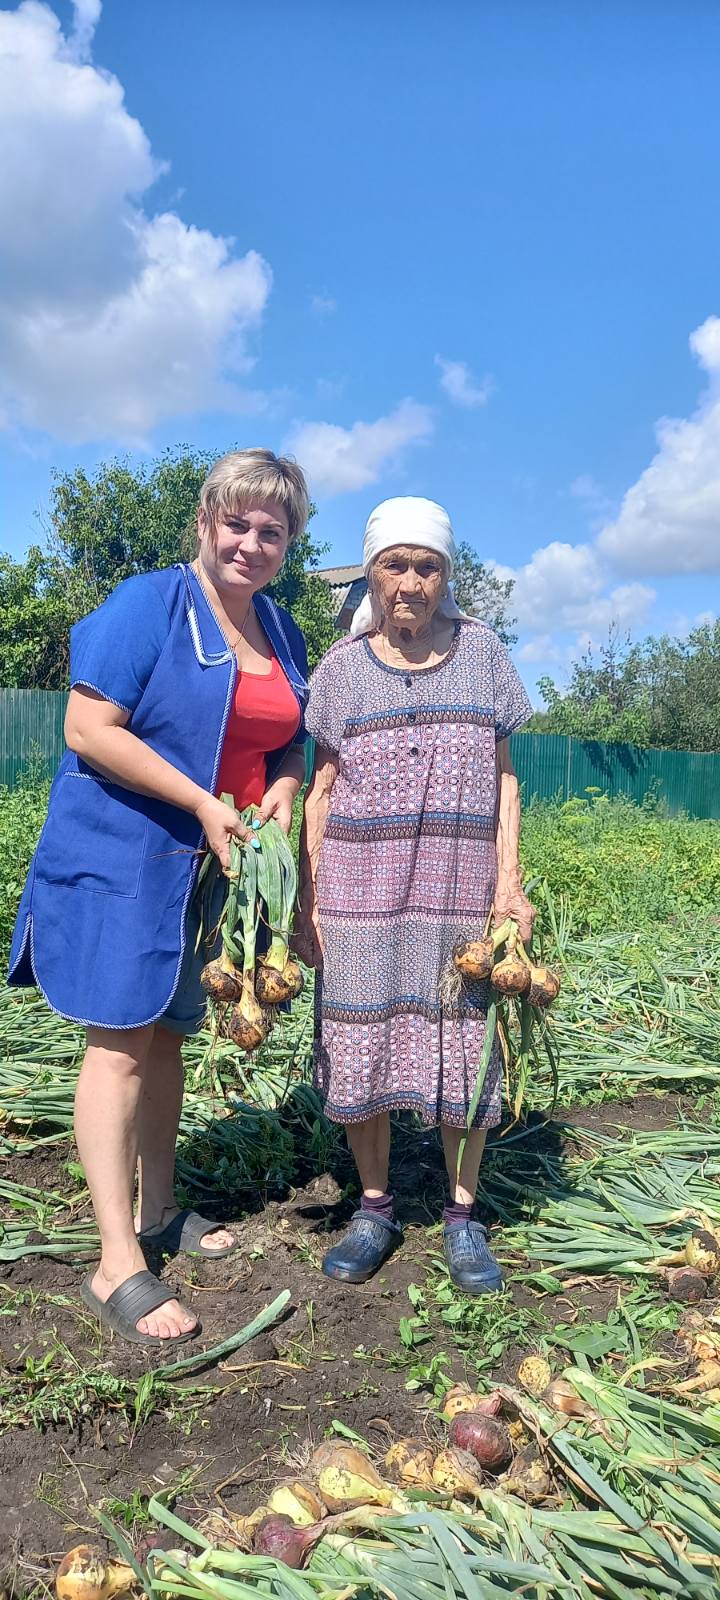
top-left (215, 657), bottom-right (301, 809)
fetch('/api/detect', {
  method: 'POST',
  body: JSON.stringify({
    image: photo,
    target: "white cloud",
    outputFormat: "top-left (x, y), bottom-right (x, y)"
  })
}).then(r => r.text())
top-left (285, 399), bottom-right (433, 496)
top-left (311, 294), bottom-right (337, 317)
top-left (492, 540), bottom-right (655, 637)
top-left (0, 1), bottom-right (272, 443)
top-left (68, 0), bottom-right (101, 60)
top-left (598, 315), bottom-right (720, 575)
top-left (435, 355), bottom-right (493, 409)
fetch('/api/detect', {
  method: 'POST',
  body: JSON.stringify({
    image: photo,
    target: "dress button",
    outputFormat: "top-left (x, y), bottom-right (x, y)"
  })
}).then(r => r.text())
top-left (404, 674), bottom-right (413, 688)
top-left (408, 708), bottom-right (417, 722)
top-left (409, 743), bottom-right (419, 756)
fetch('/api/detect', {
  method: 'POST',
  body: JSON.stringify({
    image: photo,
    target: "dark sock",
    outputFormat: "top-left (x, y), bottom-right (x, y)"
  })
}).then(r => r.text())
top-left (361, 1191), bottom-right (395, 1222)
top-left (443, 1199), bottom-right (474, 1227)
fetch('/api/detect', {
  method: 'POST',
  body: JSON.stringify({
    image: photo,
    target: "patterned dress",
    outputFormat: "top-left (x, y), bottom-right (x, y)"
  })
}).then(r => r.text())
top-left (304, 621), bottom-right (532, 1129)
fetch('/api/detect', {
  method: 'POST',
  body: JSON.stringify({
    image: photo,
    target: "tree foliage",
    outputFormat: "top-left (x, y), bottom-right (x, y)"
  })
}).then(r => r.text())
top-left (530, 622), bottom-right (720, 752)
top-left (452, 541), bottom-right (517, 644)
top-left (0, 448), bottom-right (337, 687)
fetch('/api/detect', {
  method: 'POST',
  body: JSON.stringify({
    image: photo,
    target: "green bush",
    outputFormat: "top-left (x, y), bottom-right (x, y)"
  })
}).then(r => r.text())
top-left (0, 772), bottom-right (50, 966)
top-left (521, 793), bottom-right (720, 934)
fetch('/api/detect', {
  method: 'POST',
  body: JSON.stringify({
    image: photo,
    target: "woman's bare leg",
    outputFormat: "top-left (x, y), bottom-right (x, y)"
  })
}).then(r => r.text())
top-left (440, 1125), bottom-right (487, 1206)
top-left (344, 1113), bottom-right (391, 1196)
top-left (135, 1024), bottom-right (234, 1250)
top-left (74, 1025), bottom-right (197, 1339)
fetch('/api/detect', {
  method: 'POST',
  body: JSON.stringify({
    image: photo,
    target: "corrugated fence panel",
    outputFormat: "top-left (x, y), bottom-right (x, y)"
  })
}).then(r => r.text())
top-left (509, 733), bottom-right (720, 819)
top-left (1, 693), bottom-right (718, 818)
top-left (0, 689), bottom-right (68, 790)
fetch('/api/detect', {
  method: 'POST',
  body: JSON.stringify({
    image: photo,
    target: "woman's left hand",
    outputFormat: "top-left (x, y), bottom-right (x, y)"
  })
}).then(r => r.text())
top-left (257, 778), bottom-right (297, 835)
top-left (494, 874), bottom-right (536, 947)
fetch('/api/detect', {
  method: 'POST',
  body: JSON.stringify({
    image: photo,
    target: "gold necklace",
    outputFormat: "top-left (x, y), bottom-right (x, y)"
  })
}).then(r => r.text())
top-left (193, 561), bottom-right (251, 654)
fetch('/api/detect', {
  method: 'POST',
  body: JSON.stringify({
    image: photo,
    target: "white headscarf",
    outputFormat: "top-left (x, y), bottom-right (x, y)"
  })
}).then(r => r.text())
top-left (349, 495), bottom-right (467, 638)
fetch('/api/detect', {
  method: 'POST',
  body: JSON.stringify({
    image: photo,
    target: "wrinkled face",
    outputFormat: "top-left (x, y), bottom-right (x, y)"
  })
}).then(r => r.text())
top-left (198, 500), bottom-right (289, 598)
top-left (370, 544), bottom-right (447, 633)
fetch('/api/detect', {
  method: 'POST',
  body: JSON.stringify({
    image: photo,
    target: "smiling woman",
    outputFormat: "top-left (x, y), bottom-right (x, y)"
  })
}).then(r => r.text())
top-left (6, 448), bottom-right (311, 1350)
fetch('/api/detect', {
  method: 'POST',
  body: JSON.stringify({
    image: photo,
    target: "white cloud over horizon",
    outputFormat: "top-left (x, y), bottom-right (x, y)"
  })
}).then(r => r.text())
top-left (0, 0), bottom-right (272, 444)
top-left (285, 399), bottom-right (433, 496)
top-left (598, 315), bottom-right (720, 575)
top-left (435, 355), bottom-right (493, 409)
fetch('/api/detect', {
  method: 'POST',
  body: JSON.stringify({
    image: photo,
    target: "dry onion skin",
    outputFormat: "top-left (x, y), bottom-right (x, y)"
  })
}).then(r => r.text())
top-left (499, 1449), bottom-right (550, 1504)
top-left (454, 938), bottom-right (496, 980)
top-left (432, 1447), bottom-right (484, 1499)
top-left (267, 1483), bottom-right (324, 1527)
top-left (311, 1443), bottom-right (393, 1511)
top-left (253, 1515), bottom-right (321, 1569)
top-left (449, 1412), bottom-right (513, 1474)
top-left (544, 1378), bottom-right (591, 1418)
top-left (517, 1356), bottom-right (552, 1397)
top-left (384, 1440), bottom-right (436, 1488)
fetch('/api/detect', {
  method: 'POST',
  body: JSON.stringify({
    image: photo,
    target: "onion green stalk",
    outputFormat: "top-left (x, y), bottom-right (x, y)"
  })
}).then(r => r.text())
top-left (228, 838), bottom-right (266, 1053)
top-left (255, 819), bottom-right (303, 1006)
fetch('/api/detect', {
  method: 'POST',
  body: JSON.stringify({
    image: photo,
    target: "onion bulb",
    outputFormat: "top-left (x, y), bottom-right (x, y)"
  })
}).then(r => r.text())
top-left (454, 938), bottom-right (496, 980)
top-left (444, 1386), bottom-right (503, 1418)
top-left (268, 1483), bottom-right (324, 1526)
top-left (491, 952), bottom-right (530, 997)
top-left (228, 980), bottom-right (267, 1052)
top-left (200, 951), bottom-right (242, 1002)
top-left (432, 1447), bottom-right (483, 1499)
top-left (384, 1440), bottom-right (435, 1488)
top-left (526, 966), bottom-right (561, 1009)
top-left (499, 1449), bottom-right (550, 1504)
top-left (253, 1515), bottom-right (322, 1569)
top-left (668, 1266), bottom-right (707, 1303)
top-left (449, 1412), bottom-right (512, 1474)
top-left (517, 1356), bottom-right (552, 1397)
top-left (311, 1444), bottom-right (393, 1511)
top-left (55, 1547), bottom-right (135, 1600)
top-left (685, 1230), bottom-right (720, 1280)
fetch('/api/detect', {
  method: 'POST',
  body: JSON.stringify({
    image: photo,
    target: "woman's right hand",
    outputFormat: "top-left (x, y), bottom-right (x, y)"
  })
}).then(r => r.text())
top-left (194, 794), bottom-right (253, 870)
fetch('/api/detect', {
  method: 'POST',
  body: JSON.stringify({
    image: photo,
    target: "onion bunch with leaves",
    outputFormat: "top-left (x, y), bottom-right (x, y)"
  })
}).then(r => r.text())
top-left (199, 796), bottom-right (304, 1054)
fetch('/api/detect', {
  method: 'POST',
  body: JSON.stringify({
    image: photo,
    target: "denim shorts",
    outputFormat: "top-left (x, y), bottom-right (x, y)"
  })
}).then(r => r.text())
top-left (160, 870), bottom-right (226, 1037)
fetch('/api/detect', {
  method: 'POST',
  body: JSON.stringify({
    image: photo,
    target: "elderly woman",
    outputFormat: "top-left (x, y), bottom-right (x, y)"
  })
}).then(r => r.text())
top-left (8, 449), bottom-right (310, 1346)
top-left (296, 497), bottom-right (533, 1293)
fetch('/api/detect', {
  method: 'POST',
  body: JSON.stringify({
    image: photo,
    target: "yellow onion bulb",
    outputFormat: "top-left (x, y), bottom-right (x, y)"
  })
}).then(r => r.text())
top-left (517, 1356), bottom-right (552, 1397)
top-left (685, 1230), bottom-right (720, 1279)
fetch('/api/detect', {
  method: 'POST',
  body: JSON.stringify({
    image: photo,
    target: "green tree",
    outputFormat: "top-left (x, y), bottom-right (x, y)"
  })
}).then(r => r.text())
top-left (533, 621), bottom-right (720, 751)
top-left (451, 541), bottom-right (516, 644)
top-left (1, 448), bottom-right (336, 686)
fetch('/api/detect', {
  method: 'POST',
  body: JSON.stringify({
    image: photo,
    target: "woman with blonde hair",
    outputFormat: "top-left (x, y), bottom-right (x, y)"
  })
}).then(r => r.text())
top-left (296, 496), bottom-right (533, 1293)
top-left (9, 449), bottom-right (311, 1346)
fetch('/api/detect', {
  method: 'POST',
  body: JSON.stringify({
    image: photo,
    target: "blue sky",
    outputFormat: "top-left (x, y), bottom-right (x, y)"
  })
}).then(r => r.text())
top-left (2, 0), bottom-right (719, 698)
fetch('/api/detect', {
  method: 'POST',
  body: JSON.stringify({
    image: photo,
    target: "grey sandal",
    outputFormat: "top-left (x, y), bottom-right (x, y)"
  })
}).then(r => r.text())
top-left (139, 1208), bottom-right (239, 1260)
top-left (80, 1268), bottom-right (201, 1347)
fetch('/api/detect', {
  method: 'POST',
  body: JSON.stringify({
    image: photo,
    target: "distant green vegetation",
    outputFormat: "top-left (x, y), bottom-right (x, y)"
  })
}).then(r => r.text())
top-left (521, 792), bottom-right (720, 934)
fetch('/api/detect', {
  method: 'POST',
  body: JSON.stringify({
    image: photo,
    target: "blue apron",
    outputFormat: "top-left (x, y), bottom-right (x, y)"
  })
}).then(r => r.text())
top-left (7, 564), bottom-right (309, 1030)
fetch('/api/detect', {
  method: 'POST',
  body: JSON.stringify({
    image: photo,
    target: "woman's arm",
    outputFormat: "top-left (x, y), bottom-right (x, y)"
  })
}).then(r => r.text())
top-left (493, 737), bottom-right (535, 945)
top-left (64, 687), bottom-right (251, 868)
top-left (257, 745), bottom-right (307, 835)
top-left (293, 744), bottom-right (339, 967)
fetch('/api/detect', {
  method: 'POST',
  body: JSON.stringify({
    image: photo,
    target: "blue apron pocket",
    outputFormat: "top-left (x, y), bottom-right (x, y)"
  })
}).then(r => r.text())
top-left (34, 772), bottom-right (148, 898)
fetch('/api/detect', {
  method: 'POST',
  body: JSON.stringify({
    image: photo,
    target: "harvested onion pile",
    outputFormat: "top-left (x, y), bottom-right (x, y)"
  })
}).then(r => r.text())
top-left (199, 796), bottom-right (304, 1054)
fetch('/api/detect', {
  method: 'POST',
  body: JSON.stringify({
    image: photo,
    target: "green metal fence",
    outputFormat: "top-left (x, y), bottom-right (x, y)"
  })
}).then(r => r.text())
top-left (1, 690), bottom-right (718, 819)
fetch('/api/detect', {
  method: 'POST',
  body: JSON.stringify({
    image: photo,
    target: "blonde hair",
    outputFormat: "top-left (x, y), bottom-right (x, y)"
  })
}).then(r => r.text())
top-left (198, 449), bottom-right (309, 544)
